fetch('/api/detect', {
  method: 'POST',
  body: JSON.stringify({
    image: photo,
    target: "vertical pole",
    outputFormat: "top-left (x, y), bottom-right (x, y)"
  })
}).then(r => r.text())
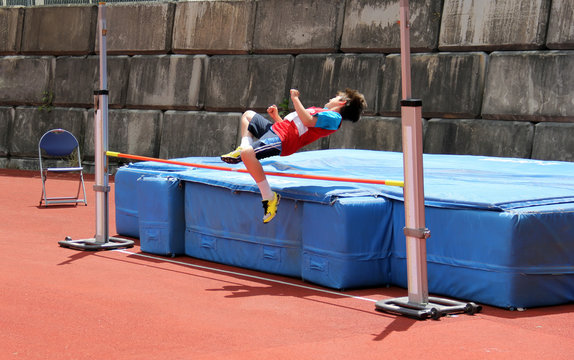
top-left (399, 0), bottom-right (412, 99)
top-left (60, 4), bottom-right (133, 251)
top-left (378, 0), bottom-right (478, 320)
top-left (94, 2), bottom-right (110, 244)
top-left (399, 0), bottom-right (429, 305)
top-left (401, 100), bottom-right (428, 305)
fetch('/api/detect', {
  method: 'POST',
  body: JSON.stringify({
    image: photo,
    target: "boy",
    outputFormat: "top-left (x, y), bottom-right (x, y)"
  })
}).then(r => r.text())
top-left (221, 88), bottom-right (366, 223)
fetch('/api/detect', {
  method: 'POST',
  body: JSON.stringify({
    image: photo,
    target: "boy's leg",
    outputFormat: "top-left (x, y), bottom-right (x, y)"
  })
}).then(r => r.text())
top-left (240, 111), bottom-right (256, 148)
top-left (221, 112), bottom-right (282, 223)
top-left (241, 146), bottom-right (281, 223)
top-left (221, 111), bottom-right (256, 164)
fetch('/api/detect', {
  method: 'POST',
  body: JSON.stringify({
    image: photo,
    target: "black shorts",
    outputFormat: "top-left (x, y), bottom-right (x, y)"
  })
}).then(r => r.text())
top-left (248, 113), bottom-right (282, 160)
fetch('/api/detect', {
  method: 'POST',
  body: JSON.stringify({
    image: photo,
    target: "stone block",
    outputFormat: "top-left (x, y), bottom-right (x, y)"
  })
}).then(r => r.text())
top-left (423, 118), bottom-right (534, 159)
top-left (126, 55), bottom-right (207, 110)
top-left (54, 55), bottom-right (129, 108)
top-left (482, 51), bottom-right (574, 122)
top-left (5, 158), bottom-right (39, 171)
top-left (341, 0), bottom-right (442, 53)
top-left (84, 109), bottom-right (161, 161)
top-left (532, 123), bottom-right (574, 162)
top-left (204, 55), bottom-right (294, 112)
top-left (0, 7), bottom-right (24, 55)
top-left (21, 5), bottom-right (97, 55)
top-left (328, 116), bottom-right (405, 152)
top-left (160, 111), bottom-right (240, 159)
top-left (97, 3), bottom-right (175, 55)
top-left (0, 56), bottom-right (54, 106)
top-left (252, 0), bottom-right (345, 53)
top-left (291, 54), bottom-right (382, 115)
top-left (10, 107), bottom-right (87, 158)
top-left (380, 52), bottom-right (487, 118)
top-left (546, 0), bottom-right (574, 50)
top-left (439, 0), bottom-right (550, 51)
top-left (0, 107), bottom-right (14, 156)
top-left (172, 0), bottom-right (254, 54)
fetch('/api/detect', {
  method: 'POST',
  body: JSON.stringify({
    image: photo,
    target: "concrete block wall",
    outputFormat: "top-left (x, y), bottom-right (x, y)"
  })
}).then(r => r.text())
top-left (100, 3), bottom-right (175, 55)
top-left (20, 5), bottom-right (96, 55)
top-left (439, 0), bottom-right (550, 51)
top-left (1, 0), bottom-right (573, 173)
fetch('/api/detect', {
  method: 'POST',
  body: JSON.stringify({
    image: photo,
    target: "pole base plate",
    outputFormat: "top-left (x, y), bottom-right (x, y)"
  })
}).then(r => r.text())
top-left (58, 236), bottom-right (134, 251)
top-left (375, 296), bottom-right (482, 320)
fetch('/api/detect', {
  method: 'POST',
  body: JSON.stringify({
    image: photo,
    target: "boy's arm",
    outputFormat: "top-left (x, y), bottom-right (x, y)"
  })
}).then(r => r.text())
top-left (290, 89), bottom-right (317, 127)
top-left (266, 105), bottom-right (283, 123)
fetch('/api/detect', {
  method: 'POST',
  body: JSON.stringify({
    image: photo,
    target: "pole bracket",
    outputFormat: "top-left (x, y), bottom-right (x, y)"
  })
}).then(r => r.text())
top-left (400, 98), bottom-right (422, 107)
top-left (93, 185), bottom-right (110, 193)
top-left (403, 227), bottom-right (431, 239)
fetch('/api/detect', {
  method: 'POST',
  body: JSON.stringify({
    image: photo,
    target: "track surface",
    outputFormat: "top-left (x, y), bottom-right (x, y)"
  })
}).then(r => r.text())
top-left (1, 169), bottom-right (573, 359)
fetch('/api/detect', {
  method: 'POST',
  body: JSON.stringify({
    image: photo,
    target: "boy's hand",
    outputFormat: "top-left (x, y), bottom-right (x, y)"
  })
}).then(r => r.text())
top-left (289, 88), bottom-right (315, 126)
top-left (267, 105), bottom-right (279, 117)
top-left (267, 104), bottom-right (282, 122)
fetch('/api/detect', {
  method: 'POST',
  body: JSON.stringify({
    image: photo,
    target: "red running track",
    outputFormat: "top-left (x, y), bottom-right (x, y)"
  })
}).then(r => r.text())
top-left (1, 169), bottom-right (573, 360)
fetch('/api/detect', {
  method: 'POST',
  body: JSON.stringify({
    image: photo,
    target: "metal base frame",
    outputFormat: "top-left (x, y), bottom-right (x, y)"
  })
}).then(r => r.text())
top-left (58, 236), bottom-right (134, 251)
top-left (375, 296), bottom-right (482, 320)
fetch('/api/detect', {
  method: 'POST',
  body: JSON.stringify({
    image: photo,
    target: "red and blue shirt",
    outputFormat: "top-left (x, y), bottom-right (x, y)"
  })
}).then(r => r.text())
top-left (272, 107), bottom-right (342, 156)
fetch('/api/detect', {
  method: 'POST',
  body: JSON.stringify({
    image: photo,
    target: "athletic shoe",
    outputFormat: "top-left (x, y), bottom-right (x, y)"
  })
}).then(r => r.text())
top-left (262, 192), bottom-right (280, 223)
top-left (220, 147), bottom-right (243, 164)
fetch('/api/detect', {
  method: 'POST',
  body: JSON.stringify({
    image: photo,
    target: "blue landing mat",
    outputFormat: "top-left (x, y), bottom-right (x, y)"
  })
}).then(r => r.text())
top-left (115, 150), bottom-right (574, 308)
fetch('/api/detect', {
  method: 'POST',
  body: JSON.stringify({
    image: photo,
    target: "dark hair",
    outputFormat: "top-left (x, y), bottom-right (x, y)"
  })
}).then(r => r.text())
top-left (338, 88), bottom-right (366, 123)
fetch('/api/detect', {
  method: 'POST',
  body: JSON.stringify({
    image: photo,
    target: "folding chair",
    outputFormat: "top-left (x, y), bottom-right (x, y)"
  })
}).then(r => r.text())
top-left (38, 129), bottom-right (87, 207)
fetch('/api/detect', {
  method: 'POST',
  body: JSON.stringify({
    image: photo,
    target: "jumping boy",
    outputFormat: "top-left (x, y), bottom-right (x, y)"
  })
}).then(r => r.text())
top-left (221, 88), bottom-right (366, 223)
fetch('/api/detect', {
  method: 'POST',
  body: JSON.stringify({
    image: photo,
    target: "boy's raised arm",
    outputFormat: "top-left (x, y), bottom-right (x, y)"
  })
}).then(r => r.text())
top-left (290, 89), bottom-right (316, 127)
top-left (266, 105), bottom-right (283, 123)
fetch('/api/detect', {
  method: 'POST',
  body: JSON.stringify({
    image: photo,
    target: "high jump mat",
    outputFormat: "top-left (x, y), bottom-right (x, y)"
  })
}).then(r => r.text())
top-left (114, 149), bottom-right (574, 309)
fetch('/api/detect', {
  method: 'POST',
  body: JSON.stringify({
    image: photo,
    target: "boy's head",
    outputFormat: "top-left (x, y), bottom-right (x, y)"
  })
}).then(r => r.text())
top-left (331, 89), bottom-right (366, 123)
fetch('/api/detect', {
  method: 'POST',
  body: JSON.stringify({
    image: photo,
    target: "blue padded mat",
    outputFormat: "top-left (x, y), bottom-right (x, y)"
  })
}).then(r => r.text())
top-left (116, 149), bottom-right (574, 307)
top-left (115, 166), bottom-right (189, 238)
top-left (137, 176), bottom-right (185, 257)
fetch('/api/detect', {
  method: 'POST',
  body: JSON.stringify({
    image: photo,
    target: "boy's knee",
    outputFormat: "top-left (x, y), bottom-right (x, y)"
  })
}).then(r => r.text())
top-left (243, 110), bottom-right (256, 121)
top-left (240, 146), bottom-right (255, 159)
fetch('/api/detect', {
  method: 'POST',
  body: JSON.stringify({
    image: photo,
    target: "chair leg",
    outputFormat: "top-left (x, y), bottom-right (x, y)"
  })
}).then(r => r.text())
top-left (78, 172), bottom-right (87, 206)
top-left (40, 171), bottom-right (48, 207)
top-left (39, 170), bottom-right (87, 206)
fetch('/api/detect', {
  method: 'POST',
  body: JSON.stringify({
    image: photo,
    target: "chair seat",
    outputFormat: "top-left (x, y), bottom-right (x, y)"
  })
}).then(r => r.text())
top-left (46, 167), bottom-right (83, 172)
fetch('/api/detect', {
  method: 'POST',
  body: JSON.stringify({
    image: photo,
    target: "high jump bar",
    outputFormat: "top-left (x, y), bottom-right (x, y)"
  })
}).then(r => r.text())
top-left (106, 151), bottom-right (404, 187)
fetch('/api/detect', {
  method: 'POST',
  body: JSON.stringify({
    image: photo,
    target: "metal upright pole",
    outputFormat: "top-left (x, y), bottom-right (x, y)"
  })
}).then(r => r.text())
top-left (399, 0), bottom-right (429, 304)
top-left (59, 2), bottom-right (133, 251)
top-left (94, 2), bottom-right (110, 244)
top-left (375, 0), bottom-right (480, 319)
top-left (398, 0), bottom-right (429, 306)
top-left (399, 0), bottom-right (412, 100)
top-left (401, 98), bottom-right (429, 305)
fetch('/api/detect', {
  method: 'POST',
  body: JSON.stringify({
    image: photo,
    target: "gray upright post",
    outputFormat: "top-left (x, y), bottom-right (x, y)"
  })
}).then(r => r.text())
top-left (59, 2), bottom-right (133, 251)
top-left (375, 0), bottom-right (481, 319)
top-left (94, 2), bottom-right (110, 244)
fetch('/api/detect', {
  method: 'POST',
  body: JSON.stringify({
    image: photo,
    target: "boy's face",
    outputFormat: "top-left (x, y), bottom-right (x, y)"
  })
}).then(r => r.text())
top-left (324, 95), bottom-right (346, 110)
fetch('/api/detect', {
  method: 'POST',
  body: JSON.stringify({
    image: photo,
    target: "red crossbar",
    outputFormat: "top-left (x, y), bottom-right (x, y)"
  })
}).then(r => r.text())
top-left (106, 151), bottom-right (404, 187)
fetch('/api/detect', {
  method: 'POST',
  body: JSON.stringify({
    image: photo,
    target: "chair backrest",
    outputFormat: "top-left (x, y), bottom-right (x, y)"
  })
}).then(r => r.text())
top-left (39, 129), bottom-right (79, 157)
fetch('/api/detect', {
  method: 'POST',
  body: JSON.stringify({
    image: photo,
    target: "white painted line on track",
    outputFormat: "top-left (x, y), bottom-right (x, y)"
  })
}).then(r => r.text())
top-left (114, 249), bottom-right (379, 303)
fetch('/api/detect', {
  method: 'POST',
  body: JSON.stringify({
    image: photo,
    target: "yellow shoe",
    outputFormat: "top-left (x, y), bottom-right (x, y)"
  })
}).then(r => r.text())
top-left (262, 192), bottom-right (280, 223)
top-left (220, 147), bottom-right (243, 164)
